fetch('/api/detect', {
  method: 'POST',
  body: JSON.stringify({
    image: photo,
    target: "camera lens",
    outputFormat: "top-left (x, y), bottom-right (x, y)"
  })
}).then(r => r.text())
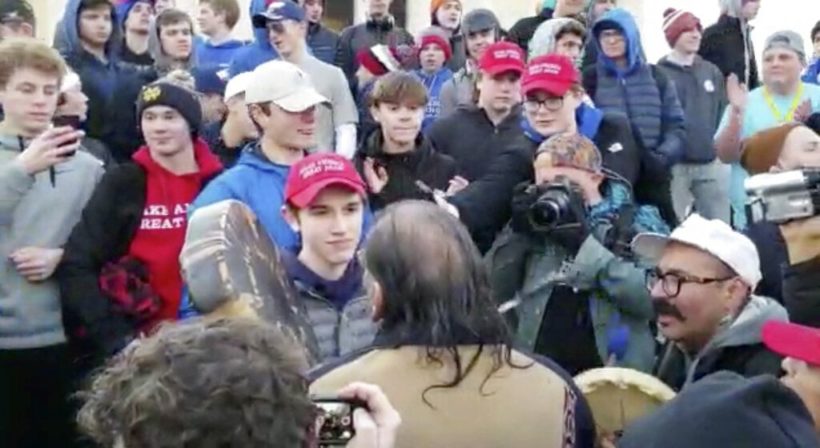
top-left (529, 187), bottom-right (572, 228)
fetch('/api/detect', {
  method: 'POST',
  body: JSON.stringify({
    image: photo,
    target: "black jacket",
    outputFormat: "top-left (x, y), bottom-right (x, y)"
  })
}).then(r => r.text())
top-left (58, 163), bottom-right (219, 364)
top-left (103, 68), bottom-right (159, 163)
top-left (450, 112), bottom-right (642, 252)
top-left (782, 256), bottom-right (820, 328)
top-left (427, 106), bottom-right (524, 181)
top-left (654, 341), bottom-right (783, 392)
top-left (506, 9), bottom-right (553, 55)
top-left (335, 19), bottom-right (415, 82)
top-left (354, 130), bottom-right (457, 210)
top-left (699, 15), bottom-right (759, 89)
top-left (746, 221), bottom-right (787, 303)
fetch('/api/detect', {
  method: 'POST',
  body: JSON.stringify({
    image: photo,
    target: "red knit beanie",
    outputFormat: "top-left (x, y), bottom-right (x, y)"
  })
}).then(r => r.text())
top-left (418, 34), bottom-right (452, 60)
top-left (356, 45), bottom-right (401, 76)
top-left (662, 8), bottom-right (702, 47)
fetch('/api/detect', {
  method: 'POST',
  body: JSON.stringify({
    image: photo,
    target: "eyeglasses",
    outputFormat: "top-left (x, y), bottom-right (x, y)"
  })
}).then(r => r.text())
top-left (524, 96), bottom-right (564, 112)
top-left (645, 268), bottom-right (735, 298)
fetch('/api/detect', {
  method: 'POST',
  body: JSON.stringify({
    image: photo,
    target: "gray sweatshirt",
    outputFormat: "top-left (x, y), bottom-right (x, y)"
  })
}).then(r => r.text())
top-left (0, 134), bottom-right (104, 349)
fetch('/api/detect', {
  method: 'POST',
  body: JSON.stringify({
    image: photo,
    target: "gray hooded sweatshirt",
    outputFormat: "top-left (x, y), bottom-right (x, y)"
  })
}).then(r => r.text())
top-left (682, 295), bottom-right (788, 386)
top-left (0, 134), bottom-right (104, 349)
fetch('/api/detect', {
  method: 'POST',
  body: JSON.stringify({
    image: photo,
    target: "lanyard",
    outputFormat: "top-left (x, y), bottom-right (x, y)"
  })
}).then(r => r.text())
top-left (762, 82), bottom-right (804, 123)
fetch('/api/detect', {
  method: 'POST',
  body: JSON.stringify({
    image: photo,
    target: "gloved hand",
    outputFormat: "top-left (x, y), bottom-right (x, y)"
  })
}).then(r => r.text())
top-left (510, 181), bottom-right (542, 235)
top-left (550, 188), bottom-right (590, 252)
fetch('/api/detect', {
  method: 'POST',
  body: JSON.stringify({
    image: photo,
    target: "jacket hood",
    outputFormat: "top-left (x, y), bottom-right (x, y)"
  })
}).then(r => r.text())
top-left (235, 142), bottom-right (295, 174)
top-left (703, 295), bottom-right (788, 353)
top-left (148, 12), bottom-right (195, 76)
top-left (281, 250), bottom-right (364, 310)
top-left (593, 8), bottom-right (644, 75)
top-left (521, 102), bottom-right (604, 144)
top-left (60, 0), bottom-right (122, 58)
top-left (529, 17), bottom-right (578, 60)
top-left (132, 137), bottom-right (223, 178)
top-left (249, 0), bottom-right (274, 50)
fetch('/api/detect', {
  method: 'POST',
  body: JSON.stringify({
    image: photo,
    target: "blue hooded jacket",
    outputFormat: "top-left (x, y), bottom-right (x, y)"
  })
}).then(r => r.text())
top-left (196, 39), bottom-right (246, 75)
top-left (414, 68), bottom-right (454, 134)
top-left (59, 0), bottom-right (123, 139)
top-left (805, 58), bottom-right (820, 85)
top-left (190, 146), bottom-right (298, 250)
top-left (590, 8), bottom-right (685, 174)
top-left (228, 0), bottom-right (279, 77)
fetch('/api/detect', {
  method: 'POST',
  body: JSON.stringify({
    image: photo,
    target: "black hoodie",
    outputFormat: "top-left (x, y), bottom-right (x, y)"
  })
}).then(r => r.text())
top-left (354, 130), bottom-right (457, 210)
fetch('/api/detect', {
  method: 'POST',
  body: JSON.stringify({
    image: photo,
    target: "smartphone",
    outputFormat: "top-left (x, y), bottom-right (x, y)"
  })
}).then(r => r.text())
top-left (311, 396), bottom-right (366, 446)
top-left (52, 115), bottom-right (82, 156)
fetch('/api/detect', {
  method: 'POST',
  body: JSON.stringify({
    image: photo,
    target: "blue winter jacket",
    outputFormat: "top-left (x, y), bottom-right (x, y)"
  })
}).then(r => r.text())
top-left (804, 58), bottom-right (820, 85)
top-left (190, 146), bottom-right (299, 249)
top-left (228, 0), bottom-right (279, 76)
top-left (415, 68), bottom-right (454, 134)
top-left (196, 39), bottom-right (246, 75)
top-left (590, 8), bottom-right (686, 175)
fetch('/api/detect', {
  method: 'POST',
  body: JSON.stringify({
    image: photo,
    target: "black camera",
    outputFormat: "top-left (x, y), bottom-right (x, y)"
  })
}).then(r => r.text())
top-left (528, 178), bottom-right (583, 231)
top-left (745, 169), bottom-right (820, 224)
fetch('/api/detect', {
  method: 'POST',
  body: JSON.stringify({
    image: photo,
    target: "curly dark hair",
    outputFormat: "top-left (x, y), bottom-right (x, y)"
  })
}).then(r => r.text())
top-left (77, 318), bottom-right (315, 448)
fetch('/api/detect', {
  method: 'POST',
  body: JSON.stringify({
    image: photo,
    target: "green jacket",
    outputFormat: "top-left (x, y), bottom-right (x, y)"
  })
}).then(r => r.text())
top-left (487, 182), bottom-right (668, 372)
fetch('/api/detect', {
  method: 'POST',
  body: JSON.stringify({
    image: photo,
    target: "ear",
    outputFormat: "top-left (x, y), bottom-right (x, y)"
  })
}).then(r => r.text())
top-left (282, 205), bottom-right (300, 233)
top-left (369, 105), bottom-right (382, 124)
top-left (21, 23), bottom-right (34, 38)
top-left (724, 278), bottom-right (750, 316)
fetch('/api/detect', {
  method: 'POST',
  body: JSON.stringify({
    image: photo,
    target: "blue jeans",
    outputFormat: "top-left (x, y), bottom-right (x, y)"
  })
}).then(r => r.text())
top-left (670, 160), bottom-right (731, 224)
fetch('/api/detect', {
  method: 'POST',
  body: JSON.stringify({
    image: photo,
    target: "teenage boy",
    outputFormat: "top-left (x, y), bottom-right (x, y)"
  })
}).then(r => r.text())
top-left (0, 0), bottom-right (36, 42)
top-left (211, 71), bottom-right (257, 168)
top-left (59, 81), bottom-right (223, 367)
top-left (253, 0), bottom-right (358, 157)
top-left (657, 9), bottom-right (730, 223)
top-left (300, 0), bottom-right (339, 65)
top-left (117, 0), bottom-right (155, 68)
top-left (335, 0), bottom-right (415, 83)
top-left (439, 8), bottom-right (501, 117)
top-left (804, 21), bottom-right (820, 85)
top-left (414, 29), bottom-right (454, 133)
top-left (195, 0), bottom-right (245, 76)
top-left (281, 153), bottom-right (378, 360)
top-left (529, 17), bottom-right (586, 63)
top-left (59, 0), bottom-right (124, 141)
top-left (429, 0), bottom-right (465, 71)
top-left (0, 39), bottom-right (104, 448)
top-left (190, 60), bottom-right (328, 250)
top-left (355, 71), bottom-right (457, 210)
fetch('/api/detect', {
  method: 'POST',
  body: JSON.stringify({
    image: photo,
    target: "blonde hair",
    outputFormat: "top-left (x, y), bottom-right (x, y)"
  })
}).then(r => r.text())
top-left (0, 38), bottom-right (66, 89)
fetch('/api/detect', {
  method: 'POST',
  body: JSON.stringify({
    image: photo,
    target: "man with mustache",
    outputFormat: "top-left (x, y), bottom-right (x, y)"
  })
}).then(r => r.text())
top-left (632, 214), bottom-right (788, 391)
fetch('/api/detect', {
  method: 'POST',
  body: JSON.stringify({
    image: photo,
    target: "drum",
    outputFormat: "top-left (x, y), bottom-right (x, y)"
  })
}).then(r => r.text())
top-left (180, 199), bottom-right (321, 364)
top-left (574, 367), bottom-right (676, 437)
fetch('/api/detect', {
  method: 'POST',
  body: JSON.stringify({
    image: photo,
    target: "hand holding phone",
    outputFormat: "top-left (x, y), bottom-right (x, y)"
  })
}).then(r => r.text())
top-left (16, 125), bottom-right (84, 175)
top-left (52, 115), bottom-right (83, 157)
top-left (311, 395), bottom-right (366, 446)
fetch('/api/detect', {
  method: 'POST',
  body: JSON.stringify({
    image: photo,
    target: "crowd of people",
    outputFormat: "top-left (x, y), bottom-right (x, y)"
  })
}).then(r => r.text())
top-left (2, 0), bottom-right (820, 446)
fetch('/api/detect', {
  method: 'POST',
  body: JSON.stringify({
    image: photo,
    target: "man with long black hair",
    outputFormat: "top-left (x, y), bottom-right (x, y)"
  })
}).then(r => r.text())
top-left (310, 201), bottom-right (595, 447)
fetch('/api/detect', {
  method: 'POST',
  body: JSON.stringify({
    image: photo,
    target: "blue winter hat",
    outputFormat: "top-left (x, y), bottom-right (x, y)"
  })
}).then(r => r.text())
top-left (116, 0), bottom-right (153, 30)
top-left (193, 67), bottom-right (228, 96)
top-left (252, 0), bottom-right (305, 28)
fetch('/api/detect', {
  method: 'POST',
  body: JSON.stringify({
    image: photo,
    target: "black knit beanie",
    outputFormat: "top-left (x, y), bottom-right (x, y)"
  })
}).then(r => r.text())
top-left (136, 82), bottom-right (203, 136)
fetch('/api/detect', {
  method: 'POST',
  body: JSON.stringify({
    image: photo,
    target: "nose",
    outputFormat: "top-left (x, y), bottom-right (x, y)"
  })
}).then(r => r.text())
top-left (649, 279), bottom-right (667, 299)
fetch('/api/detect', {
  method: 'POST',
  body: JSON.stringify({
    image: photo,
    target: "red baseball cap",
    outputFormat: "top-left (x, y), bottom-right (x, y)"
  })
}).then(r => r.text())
top-left (522, 54), bottom-right (580, 97)
top-left (478, 41), bottom-right (525, 76)
top-left (285, 153), bottom-right (366, 208)
top-left (762, 320), bottom-right (820, 367)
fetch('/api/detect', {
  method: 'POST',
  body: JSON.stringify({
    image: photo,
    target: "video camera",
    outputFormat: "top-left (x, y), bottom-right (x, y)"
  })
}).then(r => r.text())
top-left (745, 169), bottom-right (820, 224)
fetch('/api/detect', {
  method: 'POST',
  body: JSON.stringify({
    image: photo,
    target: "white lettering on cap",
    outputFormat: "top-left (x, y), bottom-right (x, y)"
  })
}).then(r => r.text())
top-left (299, 158), bottom-right (346, 178)
top-left (493, 49), bottom-right (522, 60)
top-left (529, 63), bottom-right (562, 75)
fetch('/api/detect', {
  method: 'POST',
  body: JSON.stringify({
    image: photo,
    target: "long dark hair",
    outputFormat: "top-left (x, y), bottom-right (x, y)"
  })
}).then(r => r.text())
top-left (363, 201), bottom-right (528, 406)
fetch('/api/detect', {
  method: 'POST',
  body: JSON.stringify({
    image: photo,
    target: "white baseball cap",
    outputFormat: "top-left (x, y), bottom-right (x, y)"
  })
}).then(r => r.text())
top-left (244, 60), bottom-right (328, 112)
top-left (224, 71), bottom-right (254, 101)
top-left (631, 214), bottom-right (762, 289)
